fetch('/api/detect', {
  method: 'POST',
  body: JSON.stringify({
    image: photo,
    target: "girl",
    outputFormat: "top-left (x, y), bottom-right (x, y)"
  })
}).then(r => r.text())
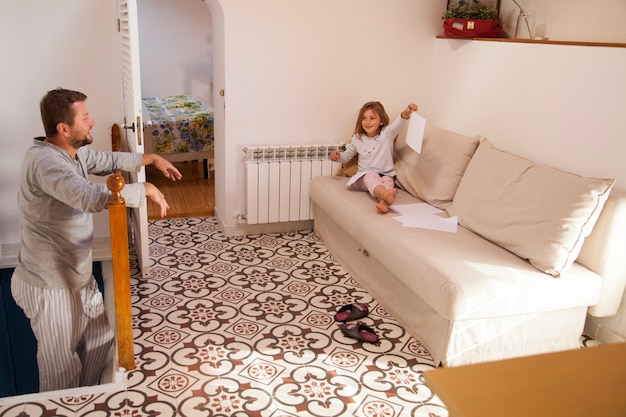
top-left (330, 101), bottom-right (418, 213)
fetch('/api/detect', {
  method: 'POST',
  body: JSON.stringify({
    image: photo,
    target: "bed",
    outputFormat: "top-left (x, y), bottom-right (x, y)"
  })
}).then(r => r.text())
top-left (142, 94), bottom-right (214, 178)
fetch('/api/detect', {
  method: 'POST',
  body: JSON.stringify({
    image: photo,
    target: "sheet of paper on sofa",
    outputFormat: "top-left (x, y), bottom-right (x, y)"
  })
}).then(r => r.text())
top-left (390, 203), bottom-right (458, 233)
top-left (406, 112), bottom-right (426, 153)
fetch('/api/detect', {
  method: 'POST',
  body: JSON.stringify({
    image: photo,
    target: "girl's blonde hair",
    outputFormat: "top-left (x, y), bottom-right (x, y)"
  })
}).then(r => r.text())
top-left (353, 101), bottom-right (390, 137)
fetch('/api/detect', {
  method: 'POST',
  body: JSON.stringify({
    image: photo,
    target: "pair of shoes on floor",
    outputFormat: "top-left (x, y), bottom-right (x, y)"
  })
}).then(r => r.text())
top-left (334, 303), bottom-right (379, 345)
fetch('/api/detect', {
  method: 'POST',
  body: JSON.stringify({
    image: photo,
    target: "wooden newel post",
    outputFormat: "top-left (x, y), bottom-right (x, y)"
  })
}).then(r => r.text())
top-left (107, 173), bottom-right (135, 371)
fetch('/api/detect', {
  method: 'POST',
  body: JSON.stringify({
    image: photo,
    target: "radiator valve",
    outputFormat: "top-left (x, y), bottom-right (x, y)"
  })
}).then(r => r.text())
top-left (236, 212), bottom-right (247, 224)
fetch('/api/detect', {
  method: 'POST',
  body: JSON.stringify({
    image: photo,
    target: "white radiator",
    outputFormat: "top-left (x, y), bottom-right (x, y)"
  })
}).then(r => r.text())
top-left (245, 145), bottom-right (344, 225)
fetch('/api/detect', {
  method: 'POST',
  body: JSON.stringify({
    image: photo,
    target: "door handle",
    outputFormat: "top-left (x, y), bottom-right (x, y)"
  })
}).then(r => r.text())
top-left (122, 116), bottom-right (142, 146)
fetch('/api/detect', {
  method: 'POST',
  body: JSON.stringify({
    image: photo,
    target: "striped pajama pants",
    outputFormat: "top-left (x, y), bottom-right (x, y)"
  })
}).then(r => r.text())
top-left (11, 273), bottom-right (115, 392)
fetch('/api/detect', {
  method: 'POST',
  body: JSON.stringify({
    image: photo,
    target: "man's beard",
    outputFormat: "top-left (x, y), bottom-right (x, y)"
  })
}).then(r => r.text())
top-left (70, 135), bottom-right (93, 148)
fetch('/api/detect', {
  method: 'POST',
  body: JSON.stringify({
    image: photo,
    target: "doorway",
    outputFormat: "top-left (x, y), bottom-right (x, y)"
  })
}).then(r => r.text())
top-left (137, 0), bottom-right (216, 219)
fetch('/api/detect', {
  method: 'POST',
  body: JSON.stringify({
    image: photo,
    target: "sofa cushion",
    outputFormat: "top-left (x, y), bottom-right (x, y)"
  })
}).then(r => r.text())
top-left (394, 124), bottom-right (480, 209)
top-left (447, 139), bottom-right (615, 277)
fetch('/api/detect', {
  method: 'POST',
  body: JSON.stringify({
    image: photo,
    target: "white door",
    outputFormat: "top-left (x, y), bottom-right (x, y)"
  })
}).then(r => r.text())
top-left (118, 0), bottom-right (150, 278)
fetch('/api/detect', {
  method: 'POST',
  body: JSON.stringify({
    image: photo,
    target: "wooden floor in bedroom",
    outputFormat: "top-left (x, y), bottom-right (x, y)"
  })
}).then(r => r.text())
top-left (145, 159), bottom-right (215, 220)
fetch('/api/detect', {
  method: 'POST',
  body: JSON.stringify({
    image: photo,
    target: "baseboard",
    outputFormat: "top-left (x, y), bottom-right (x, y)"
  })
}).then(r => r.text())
top-left (0, 370), bottom-right (127, 407)
top-left (222, 219), bottom-right (314, 236)
top-left (0, 243), bottom-right (19, 268)
top-left (584, 316), bottom-right (626, 344)
top-left (214, 206), bottom-right (313, 236)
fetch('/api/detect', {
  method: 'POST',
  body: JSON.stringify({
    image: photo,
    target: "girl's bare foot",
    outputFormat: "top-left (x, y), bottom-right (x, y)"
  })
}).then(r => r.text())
top-left (381, 188), bottom-right (397, 205)
top-left (374, 187), bottom-right (396, 213)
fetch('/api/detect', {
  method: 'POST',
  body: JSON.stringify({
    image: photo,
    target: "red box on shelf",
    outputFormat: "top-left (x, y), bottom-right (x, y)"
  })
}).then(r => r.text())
top-left (443, 18), bottom-right (502, 37)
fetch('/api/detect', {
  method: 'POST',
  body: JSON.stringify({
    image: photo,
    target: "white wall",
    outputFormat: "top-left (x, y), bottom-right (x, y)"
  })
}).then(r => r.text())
top-left (430, 40), bottom-right (626, 186)
top-left (0, 0), bottom-right (123, 257)
top-left (498, 0), bottom-right (626, 42)
top-left (137, 0), bottom-right (214, 108)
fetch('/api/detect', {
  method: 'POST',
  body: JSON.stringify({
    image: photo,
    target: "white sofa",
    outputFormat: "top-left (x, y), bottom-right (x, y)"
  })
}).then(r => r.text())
top-left (310, 124), bottom-right (626, 367)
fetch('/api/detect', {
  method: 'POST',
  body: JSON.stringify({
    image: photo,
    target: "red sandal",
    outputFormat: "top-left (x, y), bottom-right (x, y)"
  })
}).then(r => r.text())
top-left (340, 322), bottom-right (379, 345)
top-left (334, 303), bottom-right (369, 322)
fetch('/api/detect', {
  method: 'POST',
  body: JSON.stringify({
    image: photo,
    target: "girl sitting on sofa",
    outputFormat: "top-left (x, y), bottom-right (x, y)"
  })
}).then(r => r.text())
top-left (330, 101), bottom-right (418, 213)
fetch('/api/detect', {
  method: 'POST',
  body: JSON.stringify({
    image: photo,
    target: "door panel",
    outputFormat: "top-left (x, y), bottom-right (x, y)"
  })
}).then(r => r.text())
top-left (118, 0), bottom-right (150, 277)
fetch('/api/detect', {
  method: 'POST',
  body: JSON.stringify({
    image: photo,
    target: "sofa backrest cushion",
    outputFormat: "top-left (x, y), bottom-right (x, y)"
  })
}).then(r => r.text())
top-left (577, 187), bottom-right (626, 316)
top-left (447, 139), bottom-right (615, 277)
top-left (394, 123), bottom-right (480, 209)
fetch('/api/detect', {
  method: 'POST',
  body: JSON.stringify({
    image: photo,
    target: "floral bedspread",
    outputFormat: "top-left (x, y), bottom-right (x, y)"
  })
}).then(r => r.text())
top-left (142, 95), bottom-right (214, 155)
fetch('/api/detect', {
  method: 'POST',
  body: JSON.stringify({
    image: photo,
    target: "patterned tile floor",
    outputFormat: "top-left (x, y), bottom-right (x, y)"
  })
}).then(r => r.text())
top-left (1, 217), bottom-right (451, 417)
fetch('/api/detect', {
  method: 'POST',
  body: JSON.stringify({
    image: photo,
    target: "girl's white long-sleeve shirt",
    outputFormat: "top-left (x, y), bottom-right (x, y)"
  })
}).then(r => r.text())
top-left (335, 115), bottom-right (409, 187)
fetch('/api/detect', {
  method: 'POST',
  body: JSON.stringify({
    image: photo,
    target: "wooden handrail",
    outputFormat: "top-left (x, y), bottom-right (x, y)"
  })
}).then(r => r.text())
top-left (107, 123), bottom-right (135, 371)
top-left (107, 172), bottom-right (135, 371)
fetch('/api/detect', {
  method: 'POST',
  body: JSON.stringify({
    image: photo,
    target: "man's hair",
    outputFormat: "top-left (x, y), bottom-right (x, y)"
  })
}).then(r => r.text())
top-left (353, 101), bottom-right (390, 137)
top-left (40, 88), bottom-right (87, 136)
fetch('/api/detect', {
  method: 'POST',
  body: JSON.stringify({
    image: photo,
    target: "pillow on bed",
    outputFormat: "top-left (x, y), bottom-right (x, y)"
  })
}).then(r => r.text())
top-left (394, 124), bottom-right (480, 209)
top-left (447, 139), bottom-right (615, 277)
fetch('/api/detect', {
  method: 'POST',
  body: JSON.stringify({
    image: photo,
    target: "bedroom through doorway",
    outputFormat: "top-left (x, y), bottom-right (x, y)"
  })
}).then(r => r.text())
top-left (137, 0), bottom-right (215, 218)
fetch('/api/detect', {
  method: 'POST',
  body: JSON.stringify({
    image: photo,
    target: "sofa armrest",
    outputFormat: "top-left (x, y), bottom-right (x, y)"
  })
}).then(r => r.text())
top-left (577, 188), bottom-right (626, 317)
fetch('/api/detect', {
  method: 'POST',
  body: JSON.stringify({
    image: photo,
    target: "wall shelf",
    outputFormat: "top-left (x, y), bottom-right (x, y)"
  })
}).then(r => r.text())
top-left (436, 35), bottom-right (626, 48)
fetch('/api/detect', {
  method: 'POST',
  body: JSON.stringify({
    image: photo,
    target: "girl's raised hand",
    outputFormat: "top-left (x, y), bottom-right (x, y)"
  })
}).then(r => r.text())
top-left (402, 103), bottom-right (419, 119)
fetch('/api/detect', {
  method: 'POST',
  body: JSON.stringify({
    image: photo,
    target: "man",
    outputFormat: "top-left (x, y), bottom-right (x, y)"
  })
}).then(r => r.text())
top-left (11, 87), bottom-right (182, 391)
